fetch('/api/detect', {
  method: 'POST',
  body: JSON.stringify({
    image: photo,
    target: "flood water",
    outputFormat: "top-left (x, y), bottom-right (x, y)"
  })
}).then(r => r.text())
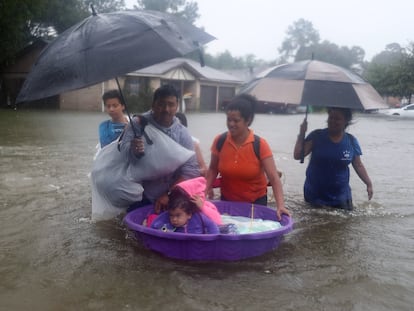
top-left (0, 109), bottom-right (413, 311)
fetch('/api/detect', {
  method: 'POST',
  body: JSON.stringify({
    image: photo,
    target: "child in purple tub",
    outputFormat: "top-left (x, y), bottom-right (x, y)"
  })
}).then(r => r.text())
top-left (151, 184), bottom-right (220, 234)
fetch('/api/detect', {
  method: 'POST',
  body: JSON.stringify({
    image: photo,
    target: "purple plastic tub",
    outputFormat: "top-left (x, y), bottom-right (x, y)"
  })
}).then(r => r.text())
top-left (124, 200), bottom-right (293, 261)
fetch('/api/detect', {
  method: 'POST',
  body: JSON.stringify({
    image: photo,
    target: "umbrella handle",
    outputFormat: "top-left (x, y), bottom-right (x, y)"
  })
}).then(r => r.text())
top-left (90, 4), bottom-right (97, 16)
top-left (299, 105), bottom-right (309, 164)
top-left (115, 78), bottom-right (146, 158)
top-left (115, 78), bottom-right (138, 136)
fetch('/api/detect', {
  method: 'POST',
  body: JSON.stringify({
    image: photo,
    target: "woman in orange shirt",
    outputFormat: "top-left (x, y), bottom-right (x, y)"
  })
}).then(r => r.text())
top-left (205, 94), bottom-right (290, 220)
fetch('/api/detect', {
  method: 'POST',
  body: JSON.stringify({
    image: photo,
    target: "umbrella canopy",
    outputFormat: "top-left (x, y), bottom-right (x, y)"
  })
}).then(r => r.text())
top-left (239, 60), bottom-right (387, 110)
top-left (16, 9), bottom-right (215, 103)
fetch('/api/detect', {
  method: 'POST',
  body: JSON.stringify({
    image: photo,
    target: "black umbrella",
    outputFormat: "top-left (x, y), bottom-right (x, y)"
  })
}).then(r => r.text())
top-left (240, 60), bottom-right (388, 163)
top-left (16, 9), bottom-right (215, 103)
top-left (240, 60), bottom-right (387, 111)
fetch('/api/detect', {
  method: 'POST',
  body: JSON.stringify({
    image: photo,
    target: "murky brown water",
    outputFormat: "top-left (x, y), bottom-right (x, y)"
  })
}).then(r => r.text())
top-left (1, 110), bottom-right (413, 311)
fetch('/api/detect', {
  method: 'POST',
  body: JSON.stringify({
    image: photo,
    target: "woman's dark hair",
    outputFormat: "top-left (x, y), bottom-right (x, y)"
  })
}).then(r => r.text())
top-left (102, 89), bottom-right (123, 105)
top-left (327, 107), bottom-right (353, 128)
top-left (168, 187), bottom-right (198, 215)
top-left (226, 93), bottom-right (257, 126)
top-left (153, 84), bottom-right (180, 103)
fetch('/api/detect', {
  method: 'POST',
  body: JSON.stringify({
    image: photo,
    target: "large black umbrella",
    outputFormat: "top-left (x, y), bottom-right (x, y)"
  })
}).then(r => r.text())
top-left (16, 9), bottom-right (215, 103)
top-left (239, 60), bottom-right (388, 111)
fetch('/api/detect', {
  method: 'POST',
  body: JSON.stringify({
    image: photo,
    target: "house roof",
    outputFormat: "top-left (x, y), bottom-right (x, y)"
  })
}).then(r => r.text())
top-left (15, 39), bottom-right (50, 58)
top-left (2, 39), bottom-right (50, 78)
top-left (127, 58), bottom-right (243, 84)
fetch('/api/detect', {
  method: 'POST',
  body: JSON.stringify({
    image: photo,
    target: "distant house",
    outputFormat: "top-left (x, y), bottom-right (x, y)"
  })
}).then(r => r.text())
top-left (125, 58), bottom-right (243, 112)
top-left (0, 39), bottom-right (56, 109)
top-left (1, 40), bottom-right (124, 110)
top-left (58, 80), bottom-right (119, 111)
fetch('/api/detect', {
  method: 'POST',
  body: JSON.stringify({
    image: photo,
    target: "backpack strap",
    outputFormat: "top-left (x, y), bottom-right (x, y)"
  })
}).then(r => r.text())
top-left (252, 134), bottom-right (260, 160)
top-left (216, 131), bottom-right (261, 160)
top-left (216, 132), bottom-right (227, 152)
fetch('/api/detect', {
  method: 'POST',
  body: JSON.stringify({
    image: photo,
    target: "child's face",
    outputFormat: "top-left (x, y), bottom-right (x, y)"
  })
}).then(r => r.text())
top-left (104, 97), bottom-right (124, 120)
top-left (169, 207), bottom-right (191, 228)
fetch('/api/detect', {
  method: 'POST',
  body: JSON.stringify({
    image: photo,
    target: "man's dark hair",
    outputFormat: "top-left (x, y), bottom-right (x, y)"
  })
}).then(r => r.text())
top-left (153, 84), bottom-right (180, 103)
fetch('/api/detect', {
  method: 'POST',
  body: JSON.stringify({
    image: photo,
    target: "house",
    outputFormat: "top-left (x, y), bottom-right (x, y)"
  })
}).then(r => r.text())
top-left (0, 39), bottom-right (56, 109)
top-left (125, 58), bottom-right (243, 112)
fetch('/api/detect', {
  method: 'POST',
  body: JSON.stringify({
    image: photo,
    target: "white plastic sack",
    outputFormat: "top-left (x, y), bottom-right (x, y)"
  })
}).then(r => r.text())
top-left (127, 123), bottom-right (195, 182)
top-left (91, 140), bottom-right (144, 221)
top-left (91, 176), bottom-right (138, 221)
top-left (91, 123), bottom-right (195, 222)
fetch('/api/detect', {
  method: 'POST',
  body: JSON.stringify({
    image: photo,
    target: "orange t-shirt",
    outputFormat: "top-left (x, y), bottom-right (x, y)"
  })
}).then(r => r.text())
top-left (211, 130), bottom-right (273, 202)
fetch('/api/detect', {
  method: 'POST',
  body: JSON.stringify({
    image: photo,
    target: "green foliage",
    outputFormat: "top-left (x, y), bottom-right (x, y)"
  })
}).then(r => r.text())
top-left (0, 0), bottom-right (125, 67)
top-left (364, 63), bottom-right (394, 94)
top-left (136, 0), bottom-right (199, 23)
top-left (279, 18), bottom-right (320, 62)
top-left (0, 0), bottom-right (44, 65)
top-left (364, 42), bottom-right (414, 100)
top-left (124, 85), bottom-right (154, 113)
top-left (369, 43), bottom-right (404, 66)
top-left (296, 41), bottom-right (365, 72)
top-left (86, 0), bottom-right (126, 14)
top-left (279, 19), bottom-right (365, 71)
top-left (200, 50), bottom-right (272, 70)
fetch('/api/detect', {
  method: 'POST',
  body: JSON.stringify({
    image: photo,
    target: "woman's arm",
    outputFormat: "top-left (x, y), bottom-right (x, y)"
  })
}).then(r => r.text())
top-left (352, 156), bottom-right (373, 200)
top-left (262, 156), bottom-right (291, 220)
top-left (293, 118), bottom-right (312, 160)
top-left (205, 153), bottom-right (219, 199)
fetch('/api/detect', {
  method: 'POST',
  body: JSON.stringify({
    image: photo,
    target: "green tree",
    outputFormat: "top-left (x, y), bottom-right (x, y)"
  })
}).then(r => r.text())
top-left (278, 18), bottom-right (320, 62)
top-left (296, 40), bottom-right (365, 71)
top-left (278, 19), bottom-right (366, 71)
top-left (0, 0), bottom-right (125, 66)
top-left (365, 42), bottom-right (414, 102)
top-left (40, 0), bottom-right (125, 33)
top-left (364, 43), bottom-right (405, 96)
top-left (369, 43), bottom-right (404, 66)
top-left (391, 43), bottom-right (414, 102)
top-left (135, 0), bottom-right (199, 23)
top-left (0, 0), bottom-right (44, 65)
top-left (198, 50), bottom-right (270, 70)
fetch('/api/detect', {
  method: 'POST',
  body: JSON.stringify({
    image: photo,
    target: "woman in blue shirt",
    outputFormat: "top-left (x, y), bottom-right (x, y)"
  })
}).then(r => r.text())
top-left (98, 90), bottom-right (128, 148)
top-left (293, 107), bottom-right (373, 210)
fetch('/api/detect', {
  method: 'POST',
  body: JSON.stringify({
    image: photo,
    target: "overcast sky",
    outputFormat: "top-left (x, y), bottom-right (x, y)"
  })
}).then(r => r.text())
top-left (126, 0), bottom-right (414, 62)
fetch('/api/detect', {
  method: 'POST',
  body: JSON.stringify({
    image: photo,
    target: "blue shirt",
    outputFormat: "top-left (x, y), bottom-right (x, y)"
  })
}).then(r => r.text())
top-left (99, 120), bottom-right (127, 147)
top-left (304, 129), bottom-right (362, 208)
